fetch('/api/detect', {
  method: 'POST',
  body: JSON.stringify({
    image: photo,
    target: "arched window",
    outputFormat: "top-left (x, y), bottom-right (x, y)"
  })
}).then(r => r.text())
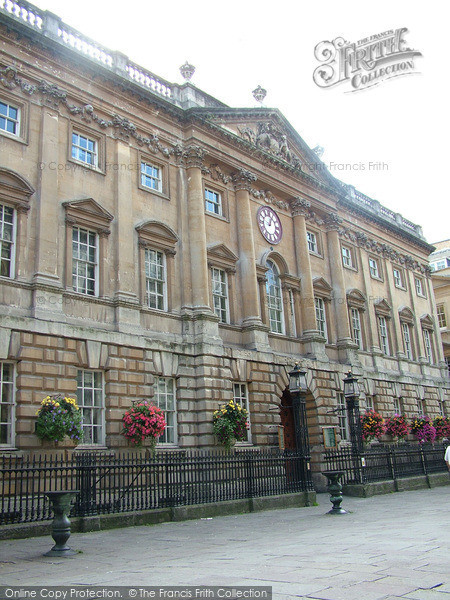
top-left (266, 260), bottom-right (284, 334)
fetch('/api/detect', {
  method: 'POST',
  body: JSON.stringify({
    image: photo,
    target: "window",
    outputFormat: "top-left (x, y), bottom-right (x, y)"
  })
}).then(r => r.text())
top-left (141, 161), bottom-right (162, 192)
top-left (71, 132), bottom-right (97, 167)
top-left (393, 397), bottom-right (402, 414)
top-left (266, 260), bottom-right (284, 334)
top-left (377, 316), bottom-right (390, 355)
top-left (72, 226), bottom-right (98, 296)
top-left (402, 322), bottom-right (413, 360)
top-left (233, 382), bottom-right (251, 443)
top-left (417, 398), bottom-right (425, 415)
top-left (211, 267), bottom-right (229, 323)
top-left (365, 395), bottom-right (374, 411)
top-left (145, 249), bottom-right (166, 310)
top-left (368, 257), bottom-right (381, 279)
top-left (307, 231), bottom-right (318, 254)
top-left (439, 400), bottom-right (446, 417)
top-left (341, 245), bottom-right (354, 268)
top-left (431, 258), bottom-right (450, 272)
top-left (423, 329), bottom-right (433, 364)
top-left (0, 203), bottom-right (15, 278)
top-left (0, 363), bottom-right (14, 446)
top-left (393, 268), bottom-right (404, 288)
top-left (315, 297), bottom-right (328, 341)
top-left (350, 307), bottom-right (362, 348)
top-left (76, 370), bottom-right (104, 445)
top-left (437, 305), bottom-right (447, 328)
top-left (154, 377), bottom-right (177, 444)
top-left (337, 393), bottom-right (348, 442)
top-left (415, 277), bottom-right (425, 297)
top-left (205, 188), bottom-right (222, 216)
top-left (0, 101), bottom-right (19, 136)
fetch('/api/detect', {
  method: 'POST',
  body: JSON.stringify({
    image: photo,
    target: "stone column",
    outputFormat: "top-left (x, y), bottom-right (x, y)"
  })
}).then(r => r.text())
top-left (291, 198), bottom-right (319, 338)
top-left (325, 214), bottom-right (355, 363)
top-left (232, 168), bottom-right (269, 350)
top-left (32, 108), bottom-right (63, 318)
top-left (113, 141), bottom-right (140, 330)
top-left (185, 145), bottom-right (211, 312)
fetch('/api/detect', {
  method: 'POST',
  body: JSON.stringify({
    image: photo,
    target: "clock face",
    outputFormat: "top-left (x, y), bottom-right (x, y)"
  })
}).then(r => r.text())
top-left (257, 206), bottom-right (283, 244)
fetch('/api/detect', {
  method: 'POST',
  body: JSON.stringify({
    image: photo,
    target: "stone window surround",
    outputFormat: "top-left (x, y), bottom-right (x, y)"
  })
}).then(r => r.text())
top-left (68, 121), bottom-right (106, 174)
top-left (340, 242), bottom-right (357, 270)
top-left (374, 299), bottom-right (392, 356)
top-left (306, 227), bottom-right (323, 257)
top-left (399, 307), bottom-right (415, 361)
top-left (420, 314), bottom-right (435, 365)
top-left (392, 266), bottom-right (407, 290)
top-left (368, 254), bottom-right (383, 281)
top-left (136, 220), bottom-right (178, 312)
top-left (138, 151), bottom-right (170, 200)
top-left (0, 361), bottom-right (15, 448)
top-left (203, 180), bottom-right (229, 221)
top-left (0, 168), bottom-right (33, 281)
top-left (207, 243), bottom-right (238, 325)
top-left (313, 277), bottom-right (333, 343)
top-left (414, 275), bottom-right (426, 298)
top-left (347, 289), bottom-right (367, 350)
top-left (0, 90), bottom-right (29, 145)
top-left (63, 198), bottom-right (113, 298)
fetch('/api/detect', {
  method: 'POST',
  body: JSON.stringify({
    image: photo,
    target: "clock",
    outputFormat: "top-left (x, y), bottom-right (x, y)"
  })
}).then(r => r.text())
top-left (257, 206), bottom-right (283, 244)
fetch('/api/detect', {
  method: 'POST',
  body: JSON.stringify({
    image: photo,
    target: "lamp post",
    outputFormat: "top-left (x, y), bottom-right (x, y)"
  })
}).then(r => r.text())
top-left (343, 371), bottom-right (363, 454)
top-left (288, 364), bottom-right (313, 489)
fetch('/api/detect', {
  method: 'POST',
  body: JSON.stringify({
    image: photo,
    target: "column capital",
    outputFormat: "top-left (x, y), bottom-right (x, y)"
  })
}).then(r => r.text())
top-left (290, 197), bottom-right (311, 217)
top-left (183, 144), bottom-right (206, 169)
top-left (232, 168), bottom-right (257, 191)
top-left (324, 213), bottom-right (343, 231)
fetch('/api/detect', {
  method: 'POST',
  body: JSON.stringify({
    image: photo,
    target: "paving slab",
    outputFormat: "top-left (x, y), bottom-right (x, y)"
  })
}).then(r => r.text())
top-left (0, 487), bottom-right (449, 600)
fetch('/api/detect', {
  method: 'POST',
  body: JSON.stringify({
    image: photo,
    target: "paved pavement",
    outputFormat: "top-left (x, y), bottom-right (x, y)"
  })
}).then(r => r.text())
top-left (0, 487), bottom-right (449, 600)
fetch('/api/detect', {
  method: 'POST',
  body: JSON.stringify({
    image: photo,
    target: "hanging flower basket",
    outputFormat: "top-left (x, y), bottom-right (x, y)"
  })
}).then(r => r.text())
top-left (360, 409), bottom-right (385, 443)
top-left (433, 416), bottom-right (450, 440)
top-left (384, 414), bottom-right (409, 441)
top-left (35, 395), bottom-right (83, 444)
top-left (410, 415), bottom-right (436, 444)
top-left (213, 400), bottom-right (249, 451)
top-left (121, 401), bottom-right (166, 452)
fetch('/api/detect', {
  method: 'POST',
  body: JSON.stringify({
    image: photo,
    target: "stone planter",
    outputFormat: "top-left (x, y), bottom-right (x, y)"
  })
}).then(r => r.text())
top-left (44, 491), bottom-right (79, 557)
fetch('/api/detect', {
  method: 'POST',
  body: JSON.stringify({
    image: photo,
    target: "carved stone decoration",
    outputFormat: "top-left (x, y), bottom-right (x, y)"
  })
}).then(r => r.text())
top-left (252, 85), bottom-right (267, 104)
top-left (180, 62), bottom-right (195, 81)
top-left (183, 145), bottom-right (206, 169)
top-left (111, 114), bottom-right (137, 141)
top-left (202, 164), bottom-right (231, 185)
top-left (0, 65), bottom-right (36, 95)
top-left (232, 168), bottom-right (257, 191)
top-left (38, 80), bottom-right (67, 107)
top-left (251, 188), bottom-right (289, 211)
top-left (238, 125), bottom-right (256, 145)
top-left (290, 197), bottom-right (311, 217)
top-left (324, 213), bottom-right (343, 231)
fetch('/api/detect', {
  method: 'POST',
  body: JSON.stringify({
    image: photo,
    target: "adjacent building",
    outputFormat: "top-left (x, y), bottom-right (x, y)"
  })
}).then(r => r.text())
top-left (430, 240), bottom-right (450, 376)
top-left (0, 2), bottom-right (448, 474)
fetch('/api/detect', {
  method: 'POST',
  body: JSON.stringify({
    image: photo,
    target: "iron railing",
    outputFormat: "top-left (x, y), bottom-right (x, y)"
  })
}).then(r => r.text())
top-left (324, 442), bottom-right (449, 485)
top-left (0, 449), bottom-right (313, 524)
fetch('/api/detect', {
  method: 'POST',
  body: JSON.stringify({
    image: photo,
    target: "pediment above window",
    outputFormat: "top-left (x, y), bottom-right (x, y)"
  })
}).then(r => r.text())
top-left (207, 243), bottom-right (238, 270)
top-left (136, 220), bottom-right (178, 252)
top-left (398, 306), bottom-right (415, 324)
top-left (347, 289), bottom-right (367, 310)
top-left (313, 276), bottom-right (333, 300)
top-left (374, 298), bottom-right (392, 317)
top-left (420, 314), bottom-right (434, 330)
top-left (63, 198), bottom-right (113, 233)
top-left (0, 167), bottom-right (34, 211)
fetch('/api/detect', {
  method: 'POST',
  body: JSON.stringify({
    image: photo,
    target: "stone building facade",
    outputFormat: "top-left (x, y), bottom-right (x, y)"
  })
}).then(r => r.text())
top-left (430, 240), bottom-right (450, 375)
top-left (0, 2), bottom-right (448, 470)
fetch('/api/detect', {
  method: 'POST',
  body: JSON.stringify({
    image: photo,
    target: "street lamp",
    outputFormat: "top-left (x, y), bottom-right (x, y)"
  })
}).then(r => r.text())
top-left (343, 371), bottom-right (363, 456)
top-left (288, 364), bottom-right (313, 489)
